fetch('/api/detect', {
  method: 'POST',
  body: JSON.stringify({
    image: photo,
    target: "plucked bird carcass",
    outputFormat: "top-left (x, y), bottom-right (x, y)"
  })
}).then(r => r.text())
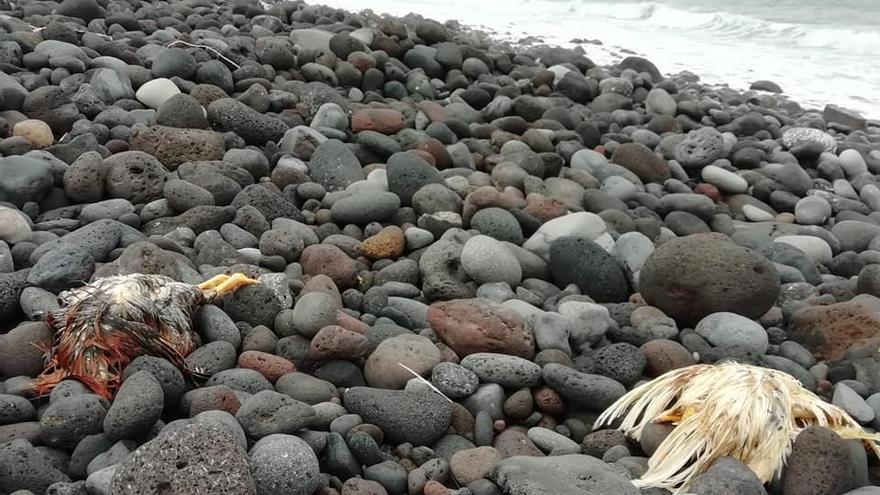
top-left (594, 362), bottom-right (880, 493)
top-left (33, 272), bottom-right (259, 400)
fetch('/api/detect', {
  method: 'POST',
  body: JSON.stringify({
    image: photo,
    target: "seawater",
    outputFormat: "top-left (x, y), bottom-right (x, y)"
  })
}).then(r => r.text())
top-left (314, 0), bottom-right (880, 120)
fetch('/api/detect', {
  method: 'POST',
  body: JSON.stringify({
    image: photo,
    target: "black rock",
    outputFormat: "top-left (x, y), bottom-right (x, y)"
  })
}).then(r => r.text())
top-left (184, 341), bottom-right (237, 377)
top-left (231, 184), bottom-right (303, 222)
top-left (307, 139), bottom-right (366, 192)
top-left (122, 356), bottom-right (186, 409)
top-left (782, 426), bottom-right (854, 495)
top-left (343, 388), bottom-right (453, 446)
top-left (235, 390), bottom-right (315, 439)
top-left (386, 152), bottom-right (443, 206)
top-left (589, 343), bottom-right (647, 387)
top-left (0, 156), bottom-right (54, 207)
top-left (156, 93), bottom-right (209, 129)
top-left (104, 151), bottom-right (169, 204)
top-left (0, 439), bottom-right (71, 494)
top-left (207, 98), bottom-right (288, 145)
top-left (618, 55), bottom-right (662, 82)
top-left (55, 0), bottom-right (105, 22)
top-left (0, 270), bottom-right (29, 321)
top-left (415, 20), bottom-right (449, 44)
top-left (109, 423), bottom-right (256, 494)
top-left (204, 369), bottom-right (274, 395)
top-left (549, 237), bottom-right (629, 303)
top-left (151, 48), bottom-right (197, 80)
top-left (222, 282), bottom-right (284, 328)
top-left (63, 152), bottom-right (107, 203)
top-left (69, 433), bottom-right (115, 480)
top-left (26, 246), bottom-right (95, 293)
top-left (103, 371), bottom-right (165, 441)
top-left (39, 394), bottom-right (108, 450)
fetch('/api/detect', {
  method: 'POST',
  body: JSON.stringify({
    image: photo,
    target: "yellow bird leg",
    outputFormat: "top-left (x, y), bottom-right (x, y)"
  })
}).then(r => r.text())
top-left (211, 273), bottom-right (259, 296)
top-left (198, 274), bottom-right (230, 290)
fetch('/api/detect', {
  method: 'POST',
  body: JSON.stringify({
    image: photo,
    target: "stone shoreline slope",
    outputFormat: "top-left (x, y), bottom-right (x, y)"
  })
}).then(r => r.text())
top-left (0, 0), bottom-right (880, 494)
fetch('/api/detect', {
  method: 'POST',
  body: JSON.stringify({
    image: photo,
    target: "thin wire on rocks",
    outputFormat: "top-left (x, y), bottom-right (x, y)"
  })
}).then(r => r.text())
top-left (397, 362), bottom-right (453, 403)
top-left (165, 40), bottom-right (241, 70)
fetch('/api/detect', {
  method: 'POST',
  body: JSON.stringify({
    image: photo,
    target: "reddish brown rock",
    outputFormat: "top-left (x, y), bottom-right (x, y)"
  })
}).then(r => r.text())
top-left (610, 142), bottom-right (671, 184)
top-left (524, 194), bottom-right (569, 222)
top-left (347, 52), bottom-right (377, 74)
top-left (423, 481), bottom-right (449, 495)
top-left (412, 137), bottom-right (451, 169)
top-left (437, 343), bottom-right (460, 363)
top-left (300, 244), bottom-right (358, 289)
top-left (190, 84), bottom-right (228, 107)
top-left (450, 403), bottom-right (474, 435)
top-left (411, 149), bottom-right (436, 166)
top-left (694, 182), bottom-right (721, 203)
top-left (788, 295), bottom-right (880, 362)
top-left (419, 101), bottom-right (447, 122)
top-left (310, 325), bottom-right (367, 360)
top-left (640, 339), bottom-right (696, 377)
top-left (336, 311), bottom-right (369, 334)
top-left (427, 298), bottom-right (535, 359)
top-left (352, 108), bottom-right (406, 134)
top-left (361, 226), bottom-right (405, 260)
top-left (301, 274), bottom-right (344, 307)
top-left (462, 186), bottom-right (525, 223)
top-left (449, 447), bottom-right (503, 485)
top-left (129, 125), bottom-right (225, 170)
top-left (532, 385), bottom-right (565, 416)
top-left (493, 427), bottom-right (544, 458)
top-left (188, 385), bottom-right (241, 416)
top-left (238, 350), bottom-right (296, 382)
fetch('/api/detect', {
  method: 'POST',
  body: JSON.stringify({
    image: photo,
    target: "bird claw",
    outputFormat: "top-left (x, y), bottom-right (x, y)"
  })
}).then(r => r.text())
top-left (202, 273), bottom-right (259, 299)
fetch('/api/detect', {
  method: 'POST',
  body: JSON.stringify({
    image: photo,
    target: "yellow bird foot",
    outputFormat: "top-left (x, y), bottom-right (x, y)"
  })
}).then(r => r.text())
top-left (197, 273), bottom-right (231, 290)
top-left (208, 273), bottom-right (260, 297)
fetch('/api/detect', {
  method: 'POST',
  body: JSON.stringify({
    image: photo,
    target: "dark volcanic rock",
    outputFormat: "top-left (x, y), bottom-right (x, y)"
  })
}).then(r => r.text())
top-left (129, 126), bottom-right (225, 170)
top-left (0, 270), bottom-right (30, 322)
top-left (104, 151), bottom-right (169, 204)
top-left (550, 237), bottom-right (630, 303)
top-left (689, 457), bottom-right (768, 495)
top-left (490, 454), bottom-right (638, 495)
top-left (110, 423), bottom-right (256, 494)
top-left (307, 139), bottom-right (365, 192)
top-left (0, 439), bottom-right (71, 494)
top-left (344, 388), bottom-right (453, 446)
top-left (386, 152), bottom-right (442, 205)
top-left (39, 394), bottom-right (108, 450)
top-left (207, 98), bottom-right (288, 145)
top-left (231, 185), bottom-right (304, 222)
top-left (782, 427), bottom-right (853, 495)
top-left (639, 235), bottom-right (780, 326)
top-left (0, 156), bottom-right (54, 207)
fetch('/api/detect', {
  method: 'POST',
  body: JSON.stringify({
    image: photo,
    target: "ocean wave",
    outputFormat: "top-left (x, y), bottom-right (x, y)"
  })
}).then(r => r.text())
top-left (574, 1), bottom-right (880, 55)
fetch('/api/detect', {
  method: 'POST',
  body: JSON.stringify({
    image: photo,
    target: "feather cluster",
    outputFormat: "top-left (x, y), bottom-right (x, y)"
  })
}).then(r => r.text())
top-left (594, 362), bottom-right (880, 493)
top-left (34, 274), bottom-right (211, 399)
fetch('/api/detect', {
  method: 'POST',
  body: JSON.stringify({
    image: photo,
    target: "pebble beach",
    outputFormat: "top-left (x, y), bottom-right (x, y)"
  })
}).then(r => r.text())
top-left (0, 0), bottom-right (879, 494)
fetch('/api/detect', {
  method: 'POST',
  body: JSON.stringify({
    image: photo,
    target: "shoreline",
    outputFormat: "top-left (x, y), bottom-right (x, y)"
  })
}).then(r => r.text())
top-left (313, 0), bottom-right (880, 121)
